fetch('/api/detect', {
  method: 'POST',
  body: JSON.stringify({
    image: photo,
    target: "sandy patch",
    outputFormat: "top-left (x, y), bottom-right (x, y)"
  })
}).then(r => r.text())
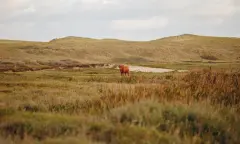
top-left (115, 65), bottom-right (188, 73)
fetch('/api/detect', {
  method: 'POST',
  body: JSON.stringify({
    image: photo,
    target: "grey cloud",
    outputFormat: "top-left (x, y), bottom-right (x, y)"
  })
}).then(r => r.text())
top-left (0, 0), bottom-right (239, 41)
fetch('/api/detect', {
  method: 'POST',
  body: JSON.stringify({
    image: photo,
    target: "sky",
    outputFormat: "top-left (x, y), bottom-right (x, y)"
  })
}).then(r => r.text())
top-left (0, 0), bottom-right (240, 41)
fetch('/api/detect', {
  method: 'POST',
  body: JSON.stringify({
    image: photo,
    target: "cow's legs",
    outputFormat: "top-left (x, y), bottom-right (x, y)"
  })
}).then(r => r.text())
top-left (121, 72), bottom-right (124, 76)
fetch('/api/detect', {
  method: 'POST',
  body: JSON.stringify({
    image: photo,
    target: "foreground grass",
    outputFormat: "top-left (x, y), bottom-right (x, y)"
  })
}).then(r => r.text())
top-left (0, 67), bottom-right (239, 143)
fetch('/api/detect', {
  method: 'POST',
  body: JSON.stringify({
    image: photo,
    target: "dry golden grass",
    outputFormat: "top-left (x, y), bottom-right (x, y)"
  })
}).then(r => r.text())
top-left (75, 68), bottom-right (240, 114)
top-left (0, 67), bottom-right (239, 143)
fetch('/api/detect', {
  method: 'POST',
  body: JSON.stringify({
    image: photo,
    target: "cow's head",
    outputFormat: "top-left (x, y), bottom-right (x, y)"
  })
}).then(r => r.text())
top-left (118, 64), bottom-right (124, 69)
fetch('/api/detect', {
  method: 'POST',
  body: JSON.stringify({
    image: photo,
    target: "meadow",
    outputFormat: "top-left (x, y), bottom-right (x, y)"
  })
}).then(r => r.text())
top-left (0, 34), bottom-right (240, 143)
top-left (0, 66), bottom-right (239, 144)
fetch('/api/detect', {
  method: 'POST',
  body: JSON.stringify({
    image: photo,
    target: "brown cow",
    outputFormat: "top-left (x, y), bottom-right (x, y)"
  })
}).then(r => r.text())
top-left (118, 64), bottom-right (130, 76)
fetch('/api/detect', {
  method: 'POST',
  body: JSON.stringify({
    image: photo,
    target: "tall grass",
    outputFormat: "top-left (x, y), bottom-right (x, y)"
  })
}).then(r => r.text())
top-left (0, 68), bottom-right (239, 143)
top-left (6, 69), bottom-right (239, 115)
top-left (70, 69), bottom-right (240, 114)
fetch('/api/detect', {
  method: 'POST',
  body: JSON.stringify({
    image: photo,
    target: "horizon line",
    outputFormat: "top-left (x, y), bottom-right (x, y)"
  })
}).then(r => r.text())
top-left (0, 33), bottom-right (239, 43)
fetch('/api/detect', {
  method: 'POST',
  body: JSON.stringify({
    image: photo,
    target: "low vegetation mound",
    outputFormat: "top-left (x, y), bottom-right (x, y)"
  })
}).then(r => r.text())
top-left (0, 34), bottom-right (239, 67)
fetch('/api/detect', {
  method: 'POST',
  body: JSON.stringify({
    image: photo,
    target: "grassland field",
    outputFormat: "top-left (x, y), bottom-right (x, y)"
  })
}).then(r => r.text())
top-left (0, 65), bottom-right (239, 144)
top-left (0, 34), bottom-right (240, 144)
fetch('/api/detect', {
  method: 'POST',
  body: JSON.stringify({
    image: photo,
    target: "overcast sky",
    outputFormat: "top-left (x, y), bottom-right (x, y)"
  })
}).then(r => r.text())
top-left (0, 0), bottom-right (240, 41)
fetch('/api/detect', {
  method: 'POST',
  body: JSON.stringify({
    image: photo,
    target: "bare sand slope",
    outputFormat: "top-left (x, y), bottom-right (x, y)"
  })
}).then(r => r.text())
top-left (115, 65), bottom-right (188, 73)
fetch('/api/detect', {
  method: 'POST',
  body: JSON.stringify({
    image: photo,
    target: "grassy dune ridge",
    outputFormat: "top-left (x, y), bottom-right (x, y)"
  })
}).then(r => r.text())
top-left (0, 34), bottom-right (240, 72)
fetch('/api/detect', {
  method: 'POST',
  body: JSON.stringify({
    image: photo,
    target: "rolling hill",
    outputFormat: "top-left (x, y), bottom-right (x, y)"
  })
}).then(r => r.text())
top-left (0, 34), bottom-right (240, 71)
